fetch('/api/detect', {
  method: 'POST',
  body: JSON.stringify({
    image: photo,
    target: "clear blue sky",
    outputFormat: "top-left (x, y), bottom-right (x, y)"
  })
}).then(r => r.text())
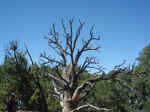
top-left (0, 0), bottom-right (150, 72)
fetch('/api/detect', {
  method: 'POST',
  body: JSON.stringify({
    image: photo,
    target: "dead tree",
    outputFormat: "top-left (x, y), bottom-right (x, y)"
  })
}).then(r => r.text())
top-left (41, 19), bottom-right (126, 112)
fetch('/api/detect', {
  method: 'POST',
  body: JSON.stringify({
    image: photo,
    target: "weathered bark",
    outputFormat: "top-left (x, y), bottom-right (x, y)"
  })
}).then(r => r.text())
top-left (62, 66), bottom-right (78, 112)
top-left (63, 91), bottom-right (77, 112)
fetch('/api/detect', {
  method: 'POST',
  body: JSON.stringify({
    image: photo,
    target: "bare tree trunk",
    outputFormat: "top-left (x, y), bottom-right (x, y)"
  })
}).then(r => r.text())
top-left (62, 91), bottom-right (77, 112)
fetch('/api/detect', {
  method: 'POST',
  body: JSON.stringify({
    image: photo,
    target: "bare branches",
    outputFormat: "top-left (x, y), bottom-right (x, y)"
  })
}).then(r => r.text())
top-left (40, 53), bottom-right (65, 66)
top-left (71, 81), bottom-right (94, 103)
top-left (75, 26), bottom-right (100, 65)
top-left (61, 19), bottom-right (74, 65)
top-left (73, 67), bottom-right (126, 99)
top-left (89, 68), bottom-right (126, 82)
top-left (43, 19), bottom-right (100, 73)
top-left (55, 66), bottom-right (69, 86)
top-left (77, 56), bottom-right (98, 75)
top-left (44, 73), bottom-right (67, 87)
top-left (114, 60), bottom-right (126, 70)
top-left (43, 19), bottom-right (102, 105)
top-left (44, 23), bottom-right (68, 66)
top-left (61, 19), bottom-right (72, 49)
top-left (52, 80), bottom-right (64, 107)
top-left (70, 56), bottom-right (99, 89)
top-left (71, 104), bottom-right (112, 112)
top-left (73, 20), bottom-right (85, 52)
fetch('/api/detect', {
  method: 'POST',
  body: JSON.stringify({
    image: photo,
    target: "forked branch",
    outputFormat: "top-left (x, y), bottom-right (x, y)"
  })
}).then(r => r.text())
top-left (75, 26), bottom-right (100, 65)
top-left (72, 67), bottom-right (126, 101)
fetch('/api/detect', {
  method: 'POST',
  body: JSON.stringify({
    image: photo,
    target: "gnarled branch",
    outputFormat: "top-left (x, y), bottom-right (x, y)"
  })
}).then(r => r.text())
top-left (72, 67), bottom-right (126, 102)
top-left (75, 26), bottom-right (100, 65)
top-left (71, 104), bottom-right (112, 112)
